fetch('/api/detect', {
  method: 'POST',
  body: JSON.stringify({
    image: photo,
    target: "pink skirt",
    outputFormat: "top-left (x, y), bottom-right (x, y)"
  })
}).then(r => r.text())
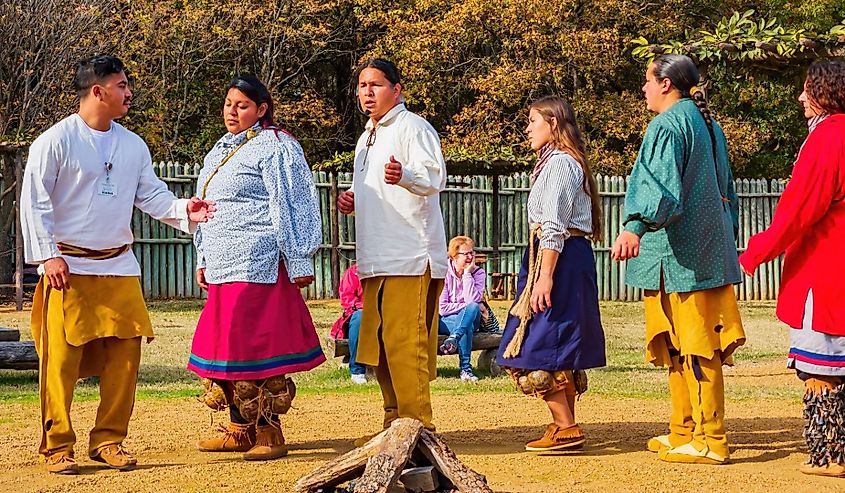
top-left (188, 264), bottom-right (325, 380)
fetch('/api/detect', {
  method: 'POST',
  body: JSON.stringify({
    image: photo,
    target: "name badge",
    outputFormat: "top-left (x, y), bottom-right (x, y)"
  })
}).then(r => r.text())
top-left (98, 181), bottom-right (117, 197)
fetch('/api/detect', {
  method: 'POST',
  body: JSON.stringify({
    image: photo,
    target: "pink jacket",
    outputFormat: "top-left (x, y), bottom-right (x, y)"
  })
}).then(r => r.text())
top-left (330, 264), bottom-right (363, 339)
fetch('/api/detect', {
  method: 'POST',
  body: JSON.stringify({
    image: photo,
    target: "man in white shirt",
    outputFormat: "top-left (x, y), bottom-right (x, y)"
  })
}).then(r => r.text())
top-left (21, 55), bottom-right (214, 474)
top-left (338, 59), bottom-right (448, 437)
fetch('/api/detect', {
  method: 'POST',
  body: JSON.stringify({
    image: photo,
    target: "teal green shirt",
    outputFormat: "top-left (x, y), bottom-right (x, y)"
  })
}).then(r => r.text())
top-left (623, 99), bottom-right (741, 293)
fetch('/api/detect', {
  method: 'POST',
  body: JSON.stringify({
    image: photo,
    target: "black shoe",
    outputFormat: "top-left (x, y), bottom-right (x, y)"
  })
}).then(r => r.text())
top-left (439, 337), bottom-right (458, 355)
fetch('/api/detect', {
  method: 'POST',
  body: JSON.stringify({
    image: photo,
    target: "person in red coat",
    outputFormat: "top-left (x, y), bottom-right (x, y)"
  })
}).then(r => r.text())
top-left (739, 60), bottom-right (845, 478)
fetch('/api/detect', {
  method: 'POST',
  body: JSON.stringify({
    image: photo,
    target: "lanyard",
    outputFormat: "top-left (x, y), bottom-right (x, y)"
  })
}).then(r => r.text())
top-left (86, 123), bottom-right (119, 182)
top-left (200, 127), bottom-right (261, 200)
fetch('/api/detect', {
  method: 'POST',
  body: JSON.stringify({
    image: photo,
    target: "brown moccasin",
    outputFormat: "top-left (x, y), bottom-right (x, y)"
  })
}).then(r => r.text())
top-left (800, 462), bottom-right (845, 477)
top-left (525, 423), bottom-right (585, 452)
top-left (243, 424), bottom-right (288, 461)
top-left (45, 451), bottom-right (79, 475)
top-left (90, 444), bottom-right (137, 471)
top-left (197, 422), bottom-right (256, 452)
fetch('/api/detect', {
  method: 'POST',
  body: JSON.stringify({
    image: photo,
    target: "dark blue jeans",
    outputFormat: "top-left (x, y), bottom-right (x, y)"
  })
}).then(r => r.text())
top-left (347, 309), bottom-right (366, 376)
top-left (438, 302), bottom-right (481, 372)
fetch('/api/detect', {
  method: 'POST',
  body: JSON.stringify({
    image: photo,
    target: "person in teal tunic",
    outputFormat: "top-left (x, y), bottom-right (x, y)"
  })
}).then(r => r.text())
top-left (611, 54), bottom-right (746, 465)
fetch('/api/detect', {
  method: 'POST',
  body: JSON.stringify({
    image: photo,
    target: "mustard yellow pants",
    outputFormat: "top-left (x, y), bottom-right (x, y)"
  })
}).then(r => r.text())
top-left (667, 352), bottom-right (729, 457)
top-left (645, 285), bottom-right (745, 459)
top-left (32, 276), bottom-right (151, 458)
top-left (357, 271), bottom-right (443, 430)
top-left (41, 335), bottom-right (141, 457)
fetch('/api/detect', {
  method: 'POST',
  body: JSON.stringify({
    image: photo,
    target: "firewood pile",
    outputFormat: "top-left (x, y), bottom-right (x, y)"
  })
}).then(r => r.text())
top-left (295, 418), bottom-right (494, 493)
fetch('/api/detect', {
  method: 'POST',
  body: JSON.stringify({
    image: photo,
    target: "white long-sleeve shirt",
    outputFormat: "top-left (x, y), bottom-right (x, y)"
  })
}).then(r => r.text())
top-left (352, 103), bottom-right (448, 280)
top-left (527, 150), bottom-right (594, 252)
top-left (21, 114), bottom-right (192, 276)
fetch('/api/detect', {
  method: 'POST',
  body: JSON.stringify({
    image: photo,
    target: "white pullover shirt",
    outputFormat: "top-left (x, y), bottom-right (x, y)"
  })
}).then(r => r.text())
top-left (21, 114), bottom-right (192, 276)
top-left (352, 103), bottom-right (448, 280)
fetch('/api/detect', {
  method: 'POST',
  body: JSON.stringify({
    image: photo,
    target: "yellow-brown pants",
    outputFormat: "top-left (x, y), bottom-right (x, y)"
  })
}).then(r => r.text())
top-left (40, 335), bottom-right (141, 457)
top-left (667, 352), bottom-right (729, 457)
top-left (644, 285), bottom-right (744, 459)
top-left (32, 275), bottom-right (151, 458)
top-left (356, 271), bottom-right (443, 430)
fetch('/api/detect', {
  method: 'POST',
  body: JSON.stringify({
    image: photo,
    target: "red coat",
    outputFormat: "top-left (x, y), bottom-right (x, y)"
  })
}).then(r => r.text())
top-left (330, 263), bottom-right (363, 339)
top-left (740, 114), bottom-right (845, 335)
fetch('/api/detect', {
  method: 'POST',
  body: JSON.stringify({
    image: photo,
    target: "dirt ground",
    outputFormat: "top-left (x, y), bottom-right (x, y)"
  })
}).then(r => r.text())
top-left (1, 363), bottom-right (843, 493)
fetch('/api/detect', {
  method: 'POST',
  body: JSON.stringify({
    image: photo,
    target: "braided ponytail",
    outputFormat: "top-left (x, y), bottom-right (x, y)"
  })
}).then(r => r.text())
top-left (651, 54), bottom-right (724, 193)
top-left (652, 54), bottom-right (714, 133)
top-left (690, 89), bottom-right (719, 169)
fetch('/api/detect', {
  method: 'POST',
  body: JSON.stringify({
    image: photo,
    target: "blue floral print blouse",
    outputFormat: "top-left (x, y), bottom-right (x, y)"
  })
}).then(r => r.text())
top-left (194, 124), bottom-right (322, 284)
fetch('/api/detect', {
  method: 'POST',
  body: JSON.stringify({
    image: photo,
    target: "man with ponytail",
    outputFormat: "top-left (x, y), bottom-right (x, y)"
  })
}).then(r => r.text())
top-left (337, 59), bottom-right (448, 439)
top-left (611, 54), bottom-right (745, 465)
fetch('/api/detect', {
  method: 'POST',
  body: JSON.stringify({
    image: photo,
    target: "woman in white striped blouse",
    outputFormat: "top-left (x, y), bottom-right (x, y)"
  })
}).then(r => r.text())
top-left (496, 95), bottom-right (606, 452)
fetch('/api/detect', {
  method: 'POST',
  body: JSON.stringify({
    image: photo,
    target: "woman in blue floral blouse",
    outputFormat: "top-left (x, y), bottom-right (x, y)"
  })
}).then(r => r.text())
top-left (189, 76), bottom-right (325, 461)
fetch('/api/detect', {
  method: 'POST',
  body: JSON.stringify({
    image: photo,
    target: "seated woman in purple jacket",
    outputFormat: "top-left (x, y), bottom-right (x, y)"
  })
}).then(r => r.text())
top-left (439, 235), bottom-right (486, 382)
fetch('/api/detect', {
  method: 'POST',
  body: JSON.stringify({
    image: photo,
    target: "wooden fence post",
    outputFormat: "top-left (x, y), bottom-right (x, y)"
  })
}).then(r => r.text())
top-left (329, 171), bottom-right (340, 297)
top-left (14, 150), bottom-right (23, 311)
top-left (491, 173), bottom-right (500, 274)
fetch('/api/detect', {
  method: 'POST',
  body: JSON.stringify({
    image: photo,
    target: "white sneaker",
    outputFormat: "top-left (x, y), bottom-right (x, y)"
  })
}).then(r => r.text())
top-left (460, 369), bottom-right (479, 383)
top-left (350, 374), bottom-right (367, 385)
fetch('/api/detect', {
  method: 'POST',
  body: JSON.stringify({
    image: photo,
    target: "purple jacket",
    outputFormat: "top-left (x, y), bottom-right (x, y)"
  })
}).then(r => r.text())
top-left (439, 261), bottom-right (486, 316)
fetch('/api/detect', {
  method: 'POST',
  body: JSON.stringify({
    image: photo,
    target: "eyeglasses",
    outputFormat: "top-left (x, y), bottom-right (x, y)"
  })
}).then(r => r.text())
top-left (457, 251), bottom-right (475, 257)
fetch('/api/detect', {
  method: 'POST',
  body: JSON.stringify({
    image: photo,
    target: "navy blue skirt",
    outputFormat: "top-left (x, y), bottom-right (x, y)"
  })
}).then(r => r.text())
top-left (496, 237), bottom-right (606, 371)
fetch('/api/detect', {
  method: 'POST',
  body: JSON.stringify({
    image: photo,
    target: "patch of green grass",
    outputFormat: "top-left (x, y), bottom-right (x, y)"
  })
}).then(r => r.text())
top-left (0, 299), bottom-right (795, 404)
top-left (137, 387), bottom-right (204, 400)
top-left (145, 299), bottom-right (207, 313)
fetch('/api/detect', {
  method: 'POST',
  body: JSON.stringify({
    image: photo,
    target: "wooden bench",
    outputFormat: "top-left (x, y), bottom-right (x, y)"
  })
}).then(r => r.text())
top-left (0, 328), bottom-right (38, 370)
top-left (326, 333), bottom-right (503, 376)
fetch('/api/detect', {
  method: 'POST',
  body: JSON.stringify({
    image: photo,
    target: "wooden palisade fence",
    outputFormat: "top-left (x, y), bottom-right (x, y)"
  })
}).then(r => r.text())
top-left (0, 144), bottom-right (27, 310)
top-left (126, 163), bottom-right (785, 302)
top-left (0, 159), bottom-right (785, 303)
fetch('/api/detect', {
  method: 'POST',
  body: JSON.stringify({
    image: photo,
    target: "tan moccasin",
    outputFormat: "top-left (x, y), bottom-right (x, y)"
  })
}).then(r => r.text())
top-left (90, 444), bottom-right (137, 471)
top-left (45, 451), bottom-right (79, 475)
